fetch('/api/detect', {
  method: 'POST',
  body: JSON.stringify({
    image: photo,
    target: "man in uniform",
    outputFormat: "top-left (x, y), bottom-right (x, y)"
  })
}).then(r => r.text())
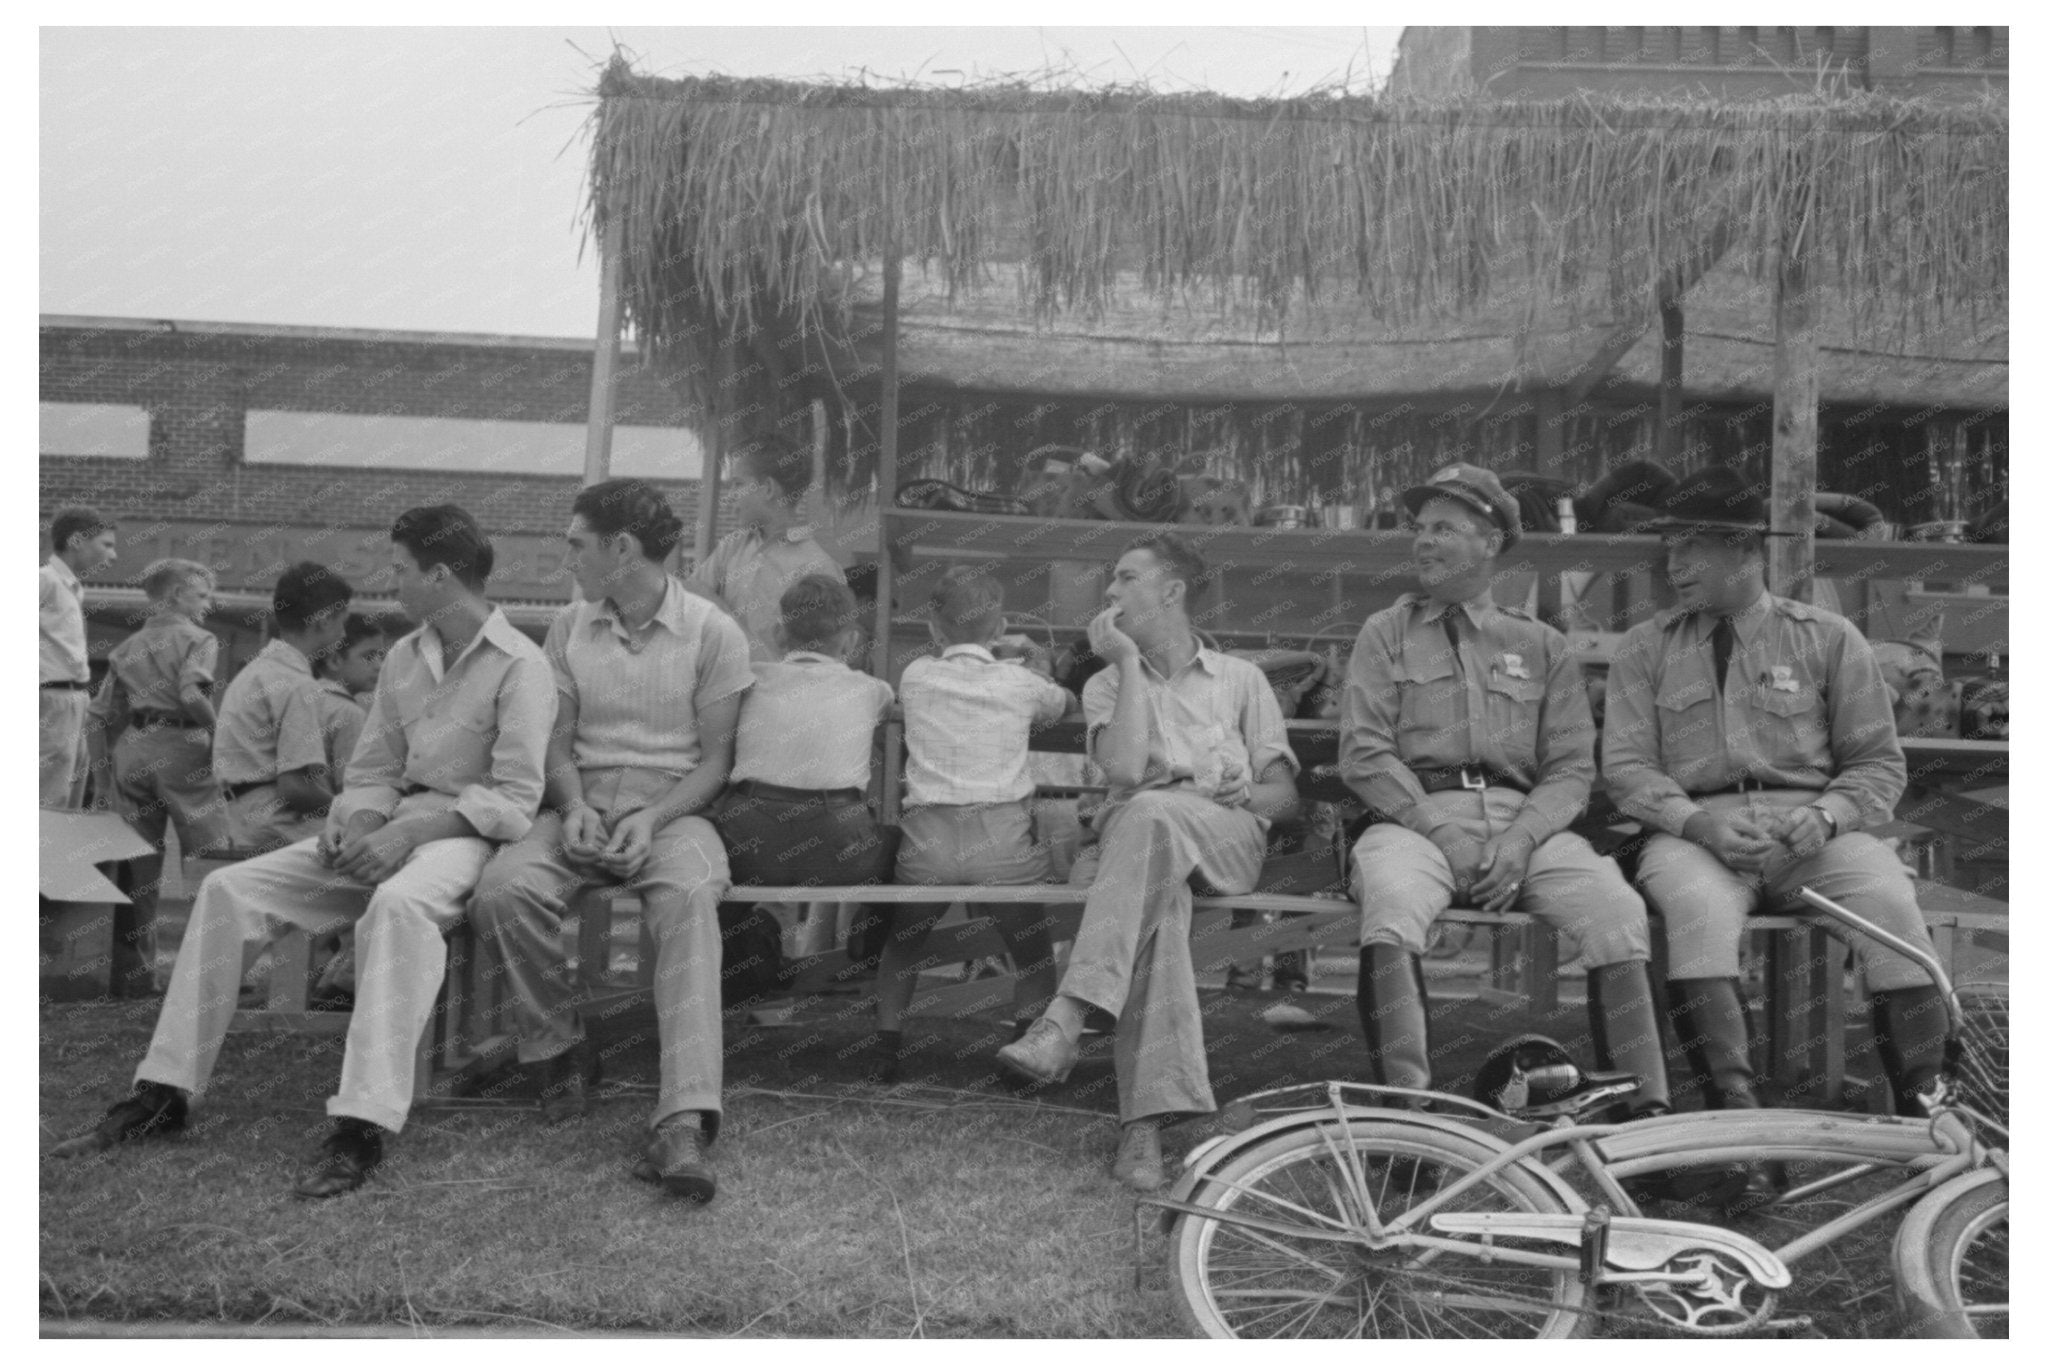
top-left (1603, 467), bottom-right (1950, 1116)
top-left (1341, 464), bottom-right (1668, 1113)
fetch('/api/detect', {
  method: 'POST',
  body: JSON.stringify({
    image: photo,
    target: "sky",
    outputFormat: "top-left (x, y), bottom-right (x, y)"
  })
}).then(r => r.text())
top-left (39, 23), bottom-right (1402, 341)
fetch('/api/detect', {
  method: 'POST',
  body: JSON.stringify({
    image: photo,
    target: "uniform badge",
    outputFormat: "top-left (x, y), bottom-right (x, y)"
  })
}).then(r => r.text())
top-left (1768, 664), bottom-right (1799, 693)
top-left (1500, 653), bottom-right (1532, 681)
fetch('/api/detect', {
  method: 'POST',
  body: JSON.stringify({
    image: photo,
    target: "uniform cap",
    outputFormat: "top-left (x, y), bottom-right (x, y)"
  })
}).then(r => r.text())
top-left (1401, 463), bottom-right (1522, 549)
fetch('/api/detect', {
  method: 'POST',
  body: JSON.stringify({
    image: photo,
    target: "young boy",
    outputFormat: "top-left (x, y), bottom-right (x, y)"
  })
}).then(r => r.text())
top-left (712, 574), bottom-right (895, 886)
top-left (685, 435), bottom-right (844, 661)
top-left (85, 558), bottom-right (232, 994)
top-left (213, 562), bottom-right (354, 853)
top-left (869, 567), bottom-right (1075, 1083)
top-left (303, 611), bottom-right (392, 1002)
top-left (314, 612), bottom-right (391, 778)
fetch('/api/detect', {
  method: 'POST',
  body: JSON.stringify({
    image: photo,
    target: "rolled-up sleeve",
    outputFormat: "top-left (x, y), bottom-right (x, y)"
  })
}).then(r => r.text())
top-left (1818, 624), bottom-right (1907, 832)
top-left (1238, 666), bottom-right (1298, 780)
top-left (179, 634), bottom-right (219, 696)
top-left (1510, 642), bottom-right (1595, 844)
top-left (1338, 617), bottom-right (1444, 836)
top-left (542, 606), bottom-right (580, 700)
top-left (453, 653), bottom-right (557, 843)
top-left (693, 610), bottom-right (756, 710)
top-left (1601, 629), bottom-right (1702, 837)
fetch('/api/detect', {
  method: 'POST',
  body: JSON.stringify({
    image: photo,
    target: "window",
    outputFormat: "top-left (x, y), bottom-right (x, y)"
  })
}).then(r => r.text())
top-left (40, 402), bottom-right (150, 459)
top-left (242, 410), bottom-right (703, 479)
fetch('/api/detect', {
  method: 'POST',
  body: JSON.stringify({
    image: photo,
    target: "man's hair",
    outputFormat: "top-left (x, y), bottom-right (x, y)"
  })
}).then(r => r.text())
top-left (391, 504), bottom-right (493, 589)
top-left (1124, 530), bottom-right (1210, 596)
top-left (929, 564), bottom-right (1004, 643)
top-left (572, 478), bottom-right (684, 561)
top-left (140, 557), bottom-right (214, 603)
top-left (272, 561), bottom-right (354, 633)
top-left (51, 506), bottom-right (115, 556)
top-left (779, 573), bottom-right (859, 651)
top-left (736, 433), bottom-right (814, 501)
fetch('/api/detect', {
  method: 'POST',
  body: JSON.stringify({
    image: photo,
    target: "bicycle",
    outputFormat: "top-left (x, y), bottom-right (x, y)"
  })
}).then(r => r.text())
top-left (1152, 886), bottom-right (2008, 1339)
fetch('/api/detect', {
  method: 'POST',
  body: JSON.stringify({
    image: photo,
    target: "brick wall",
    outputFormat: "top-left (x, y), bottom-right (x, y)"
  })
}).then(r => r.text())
top-left (39, 318), bottom-right (709, 550)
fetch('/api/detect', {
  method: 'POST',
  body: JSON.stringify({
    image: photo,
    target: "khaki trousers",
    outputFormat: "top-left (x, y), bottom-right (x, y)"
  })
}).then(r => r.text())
top-left (1636, 790), bottom-right (1935, 990)
top-left (39, 689), bottom-right (88, 808)
top-left (1060, 790), bottom-right (1265, 1124)
top-left (470, 809), bottom-right (728, 1129)
top-left (135, 827), bottom-right (493, 1133)
top-left (1351, 787), bottom-right (1650, 967)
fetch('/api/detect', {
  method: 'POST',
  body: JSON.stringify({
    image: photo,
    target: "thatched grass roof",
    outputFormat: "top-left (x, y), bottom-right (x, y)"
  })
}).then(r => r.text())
top-left (585, 56), bottom-right (2007, 478)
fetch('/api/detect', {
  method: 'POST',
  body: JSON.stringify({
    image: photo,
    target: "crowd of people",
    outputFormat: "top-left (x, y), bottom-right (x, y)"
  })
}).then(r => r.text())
top-left (42, 442), bottom-right (1951, 1208)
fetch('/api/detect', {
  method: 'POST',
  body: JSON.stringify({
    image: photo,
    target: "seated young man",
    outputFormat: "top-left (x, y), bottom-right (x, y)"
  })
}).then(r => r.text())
top-left (470, 479), bottom-right (752, 1204)
top-left (869, 566), bottom-right (1075, 1082)
top-left (996, 532), bottom-right (1299, 1191)
top-left (302, 611), bottom-right (394, 1002)
top-left (84, 557), bottom-right (233, 995)
top-left (51, 505), bottom-right (556, 1200)
top-left (213, 562), bottom-right (355, 852)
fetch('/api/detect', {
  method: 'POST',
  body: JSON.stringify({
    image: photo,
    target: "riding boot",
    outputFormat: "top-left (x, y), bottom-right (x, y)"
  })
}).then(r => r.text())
top-left (1587, 961), bottom-right (1671, 1116)
top-left (1664, 976), bottom-right (1759, 1110)
top-left (1869, 986), bottom-right (1953, 1116)
top-left (1356, 945), bottom-right (1431, 1094)
top-left (1658, 976), bottom-right (1778, 1213)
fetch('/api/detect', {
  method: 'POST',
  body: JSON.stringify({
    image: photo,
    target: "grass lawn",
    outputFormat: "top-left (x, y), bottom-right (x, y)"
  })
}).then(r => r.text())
top-left (41, 974), bottom-right (1917, 1337)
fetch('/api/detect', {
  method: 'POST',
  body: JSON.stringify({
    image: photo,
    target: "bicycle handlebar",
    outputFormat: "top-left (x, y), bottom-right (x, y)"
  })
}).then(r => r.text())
top-left (1793, 885), bottom-right (1959, 1008)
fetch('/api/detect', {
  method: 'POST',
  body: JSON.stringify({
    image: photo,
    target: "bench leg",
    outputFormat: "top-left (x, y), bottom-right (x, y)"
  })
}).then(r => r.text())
top-left (266, 929), bottom-right (314, 1012)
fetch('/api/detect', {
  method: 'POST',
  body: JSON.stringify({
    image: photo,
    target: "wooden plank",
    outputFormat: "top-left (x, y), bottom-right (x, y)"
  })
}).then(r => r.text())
top-left (1656, 296), bottom-right (1684, 462)
top-left (876, 235), bottom-right (902, 680)
top-left (885, 507), bottom-right (2009, 590)
top-left (1892, 787), bottom-right (2009, 845)
top-left (1769, 238), bottom-right (1819, 603)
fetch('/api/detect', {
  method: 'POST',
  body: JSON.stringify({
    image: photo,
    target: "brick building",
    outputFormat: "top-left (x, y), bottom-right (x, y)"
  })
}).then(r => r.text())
top-left (1388, 25), bottom-right (2008, 101)
top-left (39, 314), bottom-right (737, 673)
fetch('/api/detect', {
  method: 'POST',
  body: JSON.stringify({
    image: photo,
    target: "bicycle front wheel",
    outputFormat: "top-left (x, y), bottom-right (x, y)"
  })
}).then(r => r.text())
top-left (1169, 1119), bottom-right (1588, 1339)
top-left (1894, 1170), bottom-right (2008, 1338)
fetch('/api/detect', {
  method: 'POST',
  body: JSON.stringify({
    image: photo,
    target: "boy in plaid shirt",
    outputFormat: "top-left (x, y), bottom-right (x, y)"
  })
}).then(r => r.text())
top-left (868, 566), bottom-right (1074, 1083)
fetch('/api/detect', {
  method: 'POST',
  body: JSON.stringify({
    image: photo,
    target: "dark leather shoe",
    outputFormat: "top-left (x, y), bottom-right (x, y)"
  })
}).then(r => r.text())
top-left (293, 1119), bottom-right (384, 1199)
top-left (50, 1083), bottom-right (187, 1158)
top-left (532, 1041), bottom-right (598, 1121)
top-left (866, 1032), bottom-right (903, 1086)
top-left (632, 1121), bottom-right (716, 1203)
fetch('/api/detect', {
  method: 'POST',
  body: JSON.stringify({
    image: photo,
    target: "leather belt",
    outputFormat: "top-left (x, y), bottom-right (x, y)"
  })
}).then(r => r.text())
top-left (731, 779), bottom-right (864, 806)
top-left (41, 679), bottom-right (88, 691)
top-left (1691, 776), bottom-right (1775, 798)
top-left (129, 710), bottom-right (205, 729)
top-left (1411, 764), bottom-right (1528, 795)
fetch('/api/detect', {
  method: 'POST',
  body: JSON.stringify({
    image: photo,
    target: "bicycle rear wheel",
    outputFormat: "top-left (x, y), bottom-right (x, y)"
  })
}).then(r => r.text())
top-left (1894, 1170), bottom-right (2008, 1339)
top-left (1169, 1119), bottom-right (1588, 1339)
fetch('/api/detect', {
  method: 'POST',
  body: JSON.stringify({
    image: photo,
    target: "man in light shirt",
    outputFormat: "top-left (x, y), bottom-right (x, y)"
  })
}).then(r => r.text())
top-left (684, 434), bottom-right (843, 662)
top-left (40, 506), bottom-right (118, 807)
top-left (471, 479), bottom-right (752, 1204)
top-left (997, 533), bottom-right (1300, 1191)
top-left (51, 505), bottom-right (556, 1201)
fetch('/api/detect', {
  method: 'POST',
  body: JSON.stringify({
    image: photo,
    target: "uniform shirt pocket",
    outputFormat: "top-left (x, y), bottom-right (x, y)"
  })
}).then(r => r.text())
top-left (1393, 639), bottom-right (1460, 748)
top-left (1749, 679), bottom-right (1828, 768)
top-left (1480, 667), bottom-right (1541, 755)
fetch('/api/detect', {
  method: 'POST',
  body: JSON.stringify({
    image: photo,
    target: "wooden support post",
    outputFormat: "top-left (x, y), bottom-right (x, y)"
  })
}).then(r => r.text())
top-left (1769, 231), bottom-right (1819, 603)
top-left (875, 245), bottom-right (903, 681)
top-left (583, 214), bottom-right (625, 490)
top-left (1534, 390), bottom-right (1563, 477)
top-left (692, 434), bottom-right (721, 573)
top-left (1656, 294), bottom-right (1685, 464)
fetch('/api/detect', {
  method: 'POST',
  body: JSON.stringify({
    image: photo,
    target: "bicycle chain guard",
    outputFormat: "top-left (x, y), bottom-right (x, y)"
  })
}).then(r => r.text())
top-left (1632, 1251), bottom-right (1780, 1336)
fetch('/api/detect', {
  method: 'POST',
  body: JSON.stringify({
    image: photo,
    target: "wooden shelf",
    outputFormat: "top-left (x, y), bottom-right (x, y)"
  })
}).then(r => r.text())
top-left (883, 508), bottom-right (2009, 588)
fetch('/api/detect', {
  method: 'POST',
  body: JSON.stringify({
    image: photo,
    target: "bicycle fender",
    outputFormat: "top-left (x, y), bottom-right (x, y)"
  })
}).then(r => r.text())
top-left (1168, 1106), bottom-right (1588, 1217)
top-left (1428, 1212), bottom-right (1792, 1290)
